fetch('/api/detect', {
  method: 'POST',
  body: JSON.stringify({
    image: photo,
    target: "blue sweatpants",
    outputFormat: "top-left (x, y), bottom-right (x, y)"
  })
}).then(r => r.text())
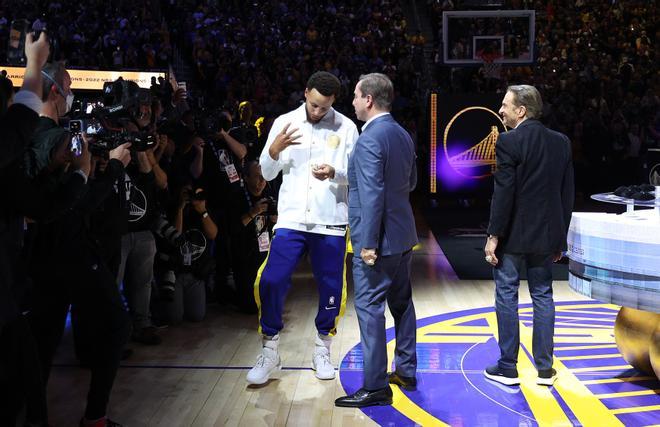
top-left (254, 228), bottom-right (347, 337)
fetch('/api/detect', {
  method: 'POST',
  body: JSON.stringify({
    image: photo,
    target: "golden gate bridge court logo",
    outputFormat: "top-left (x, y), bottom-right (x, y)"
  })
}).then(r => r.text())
top-left (338, 301), bottom-right (659, 426)
top-left (443, 106), bottom-right (508, 179)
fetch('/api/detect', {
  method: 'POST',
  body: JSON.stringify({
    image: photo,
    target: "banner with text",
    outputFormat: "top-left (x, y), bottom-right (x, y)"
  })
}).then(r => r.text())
top-left (1, 66), bottom-right (165, 90)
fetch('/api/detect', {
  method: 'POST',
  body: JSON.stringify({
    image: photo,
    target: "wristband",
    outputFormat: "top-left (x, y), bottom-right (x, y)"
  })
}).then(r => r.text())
top-left (201, 211), bottom-right (209, 219)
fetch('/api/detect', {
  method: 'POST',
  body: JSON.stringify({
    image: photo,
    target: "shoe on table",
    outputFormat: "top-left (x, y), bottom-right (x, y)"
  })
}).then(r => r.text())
top-left (246, 346), bottom-right (281, 384)
top-left (537, 368), bottom-right (558, 386)
top-left (483, 364), bottom-right (520, 386)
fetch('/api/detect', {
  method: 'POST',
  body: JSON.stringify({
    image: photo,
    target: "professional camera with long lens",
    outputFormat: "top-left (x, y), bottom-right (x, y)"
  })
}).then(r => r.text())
top-left (151, 214), bottom-right (187, 302)
top-left (154, 253), bottom-right (177, 302)
top-left (151, 214), bottom-right (186, 248)
top-left (194, 109), bottom-right (232, 140)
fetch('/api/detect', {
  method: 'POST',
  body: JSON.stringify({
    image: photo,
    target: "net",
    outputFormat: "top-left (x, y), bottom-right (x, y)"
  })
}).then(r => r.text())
top-left (479, 52), bottom-right (502, 80)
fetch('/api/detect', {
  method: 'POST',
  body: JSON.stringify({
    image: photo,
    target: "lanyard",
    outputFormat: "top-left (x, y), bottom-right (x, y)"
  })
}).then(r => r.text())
top-left (210, 140), bottom-right (231, 168)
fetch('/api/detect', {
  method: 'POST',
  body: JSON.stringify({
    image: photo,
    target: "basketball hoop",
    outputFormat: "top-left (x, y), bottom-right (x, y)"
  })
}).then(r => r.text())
top-left (479, 52), bottom-right (502, 80)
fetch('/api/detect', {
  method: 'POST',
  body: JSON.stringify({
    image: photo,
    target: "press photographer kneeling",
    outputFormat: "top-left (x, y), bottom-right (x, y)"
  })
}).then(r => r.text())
top-left (153, 184), bottom-right (217, 324)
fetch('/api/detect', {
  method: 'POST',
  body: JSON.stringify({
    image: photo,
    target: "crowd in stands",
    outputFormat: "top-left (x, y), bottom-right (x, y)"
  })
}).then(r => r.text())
top-left (165, 0), bottom-right (421, 119)
top-left (431, 0), bottom-right (659, 194)
top-left (0, 0), bottom-right (172, 69)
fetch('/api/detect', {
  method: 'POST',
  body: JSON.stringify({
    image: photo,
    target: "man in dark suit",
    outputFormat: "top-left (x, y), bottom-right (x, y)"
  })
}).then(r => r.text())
top-left (484, 85), bottom-right (574, 387)
top-left (335, 73), bottom-right (418, 408)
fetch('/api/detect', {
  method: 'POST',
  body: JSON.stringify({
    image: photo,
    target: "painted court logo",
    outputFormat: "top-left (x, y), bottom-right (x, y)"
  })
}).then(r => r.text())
top-left (339, 301), bottom-right (657, 426)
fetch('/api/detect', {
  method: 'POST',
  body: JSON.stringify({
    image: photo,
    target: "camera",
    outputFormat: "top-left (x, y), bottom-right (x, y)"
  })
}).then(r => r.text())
top-left (88, 128), bottom-right (156, 156)
top-left (154, 252), bottom-right (176, 302)
top-left (187, 189), bottom-right (207, 201)
top-left (7, 19), bottom-right (29, 65)
top-left (232, 123), bottom-right (258, 148)
top-left (151, 214), bottom-right (186, 248)
top-left (195, 109), bottom-right (232, 139)
top-left (263, 196), bottom-right (278, 215)
top-left (151, 214), bottom-right (187, 302)
top-left (6, 17), bottom-right (59, 65)
top-left (68, 80), bottom-right (157, 156)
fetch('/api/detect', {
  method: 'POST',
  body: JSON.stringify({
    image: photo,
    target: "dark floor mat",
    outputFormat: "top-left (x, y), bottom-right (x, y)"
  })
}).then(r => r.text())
top-left (424, 204), bottom-right (568, 280)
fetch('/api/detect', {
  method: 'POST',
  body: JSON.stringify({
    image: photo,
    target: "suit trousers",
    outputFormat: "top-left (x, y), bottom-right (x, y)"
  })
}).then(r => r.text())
top-left (493, 253), bottom-right (555, 372)
top-left (29, 249), bottom-right (131, 420)
top-left (0, 315), bottom-right (47, 426)
top-left (353, 249), bottom-right (416, 390)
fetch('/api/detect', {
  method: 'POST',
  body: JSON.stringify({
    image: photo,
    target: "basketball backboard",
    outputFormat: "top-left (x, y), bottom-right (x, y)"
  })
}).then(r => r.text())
top-left (442, 10), bottom-right (535, 65)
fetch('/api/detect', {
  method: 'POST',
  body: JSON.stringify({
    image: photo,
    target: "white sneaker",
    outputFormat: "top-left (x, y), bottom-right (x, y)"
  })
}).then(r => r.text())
top-left (312, 336), bottom-right (335, 380)
top-left (246, 340), bottom-right (281, 384)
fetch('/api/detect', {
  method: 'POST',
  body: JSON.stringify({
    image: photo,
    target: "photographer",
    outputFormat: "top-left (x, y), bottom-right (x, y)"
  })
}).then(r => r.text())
top-left (91, 78), bottom-right (164, 346)
top-left (0, 31), bottom-right (52, 427)
top-left (228, 160), bottom-right (276, 314)
top-left (133, 93), bottom-right (168, 190)
top-left (229, 101), bottom-right (261, 161)
top-left (199, 110), bottom-right (248, 305)
top-left (25, 60), bottom-right (131, 427)
top-left (154, 184), bottom-right (217, 324)
top-left (116, 147), bottom-right (162, 345)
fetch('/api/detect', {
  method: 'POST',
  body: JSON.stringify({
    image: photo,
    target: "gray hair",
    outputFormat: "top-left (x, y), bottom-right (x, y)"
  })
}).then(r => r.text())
top-left (506, 84), bottom-right (543, 119)
top-left (41, 61), bottom-right (67, 101)
top-left (358, 73), bottom-right (394, 111)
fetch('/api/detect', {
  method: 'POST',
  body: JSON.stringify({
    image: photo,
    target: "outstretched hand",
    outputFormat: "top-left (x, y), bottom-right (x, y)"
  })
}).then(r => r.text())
top-left (268, 123), bottom-right (302, 160)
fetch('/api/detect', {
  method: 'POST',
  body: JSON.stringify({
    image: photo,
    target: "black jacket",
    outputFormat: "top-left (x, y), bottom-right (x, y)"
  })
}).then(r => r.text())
top-left (0, 104), bottom-right (39, 323)
top-left (0, 105), bottom-right (89, 323)
top-left (0, 110), bottom-right (90, 323)
top-left (487, 119), bottom-right (574, 254)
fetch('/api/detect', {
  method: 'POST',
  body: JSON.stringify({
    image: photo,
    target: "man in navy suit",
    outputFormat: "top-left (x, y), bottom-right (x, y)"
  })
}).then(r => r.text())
top-left (484, 85), bottom-right (574, 387)
top-left (335, 73), bottom-right (418, 408)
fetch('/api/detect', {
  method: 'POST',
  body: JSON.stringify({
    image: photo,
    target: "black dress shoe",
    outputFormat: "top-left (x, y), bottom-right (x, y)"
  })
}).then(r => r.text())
top-left (335, 387), bottom-right (393, 407)
top-left (388, 372), bottom-right (417, 391)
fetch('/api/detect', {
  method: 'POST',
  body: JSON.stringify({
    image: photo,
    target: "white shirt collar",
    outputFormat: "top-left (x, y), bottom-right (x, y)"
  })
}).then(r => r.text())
top-left (362, 112), bottom-right (390, 132)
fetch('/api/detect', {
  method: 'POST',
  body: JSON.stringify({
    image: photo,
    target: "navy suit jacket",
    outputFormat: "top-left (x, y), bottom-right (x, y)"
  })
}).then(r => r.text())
top-left (487, 119), bottom-right (574, 253)
top-left (348, 114), bottom-right (418, 256)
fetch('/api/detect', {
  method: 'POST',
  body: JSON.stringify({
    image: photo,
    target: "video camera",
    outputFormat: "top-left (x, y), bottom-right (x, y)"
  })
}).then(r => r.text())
top-left (7, 17), bottom-right (58, 65)
top-left (88, 128), bottom-right (156, 156)
top-left (68, 78), bottom-right (157, 156)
